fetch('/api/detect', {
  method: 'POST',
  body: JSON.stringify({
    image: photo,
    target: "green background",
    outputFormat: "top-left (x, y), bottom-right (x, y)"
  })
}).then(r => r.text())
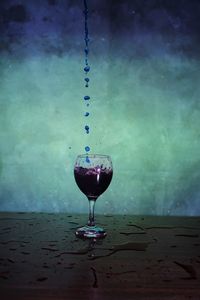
top-left (0, 0), bottom-right (200, 215)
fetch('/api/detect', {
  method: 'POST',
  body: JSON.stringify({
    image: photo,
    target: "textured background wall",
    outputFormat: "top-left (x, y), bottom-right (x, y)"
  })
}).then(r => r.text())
top-left (0, 0), bottom-right (200, 215)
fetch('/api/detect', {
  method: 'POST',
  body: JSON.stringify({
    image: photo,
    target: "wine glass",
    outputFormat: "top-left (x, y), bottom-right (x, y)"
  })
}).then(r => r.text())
top-left (74, 154), bottom-right (113, 238)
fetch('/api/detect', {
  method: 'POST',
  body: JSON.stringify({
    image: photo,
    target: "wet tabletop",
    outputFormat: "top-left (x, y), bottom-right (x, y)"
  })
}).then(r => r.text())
top-left (0, 212), bottom-right (200, 299)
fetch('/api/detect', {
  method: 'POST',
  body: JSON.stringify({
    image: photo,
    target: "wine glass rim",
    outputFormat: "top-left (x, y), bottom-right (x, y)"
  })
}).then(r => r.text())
top-left (77, 154), bottom-right (111, 159)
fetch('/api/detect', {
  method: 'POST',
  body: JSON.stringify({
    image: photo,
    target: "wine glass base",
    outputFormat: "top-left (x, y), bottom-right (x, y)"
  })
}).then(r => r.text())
top-left (75, 225), bottom-right (107, 239)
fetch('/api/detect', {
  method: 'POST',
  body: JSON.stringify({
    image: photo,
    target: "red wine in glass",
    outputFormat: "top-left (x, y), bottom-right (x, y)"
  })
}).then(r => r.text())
top-left (74, 154), bottom-right (113, 238)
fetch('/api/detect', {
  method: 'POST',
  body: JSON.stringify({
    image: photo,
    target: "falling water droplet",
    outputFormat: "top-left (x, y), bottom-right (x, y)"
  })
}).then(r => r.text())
top-left (85, 146), bottom-right (90, 152)
top-left (85, 125), bottom-right (89, 134)
top-left (84, 66), bottom-right (90, 73)
top-left (86, 103), bottom-right (89, 107)
top-left (85, 78), bottom-right (89, 87)
top-left (86, 156), bottom-right (90, 163)
top-left (84, 96), bottom-right (90, 101)
top-left (84, 112), bottom-right (90, 117)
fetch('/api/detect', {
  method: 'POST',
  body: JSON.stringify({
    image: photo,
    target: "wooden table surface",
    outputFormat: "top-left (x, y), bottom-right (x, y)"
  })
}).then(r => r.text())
top-left (0, 212), bottom-right (200, 299)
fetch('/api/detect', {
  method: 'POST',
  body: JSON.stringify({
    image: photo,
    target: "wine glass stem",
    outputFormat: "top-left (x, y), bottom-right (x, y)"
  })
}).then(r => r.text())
top-left (88, 199), bottom-right (96, 226)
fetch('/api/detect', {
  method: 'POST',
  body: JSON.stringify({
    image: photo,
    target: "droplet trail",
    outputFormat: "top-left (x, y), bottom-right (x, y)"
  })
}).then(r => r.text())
top-left (83, 0), bottom-right (91, 154)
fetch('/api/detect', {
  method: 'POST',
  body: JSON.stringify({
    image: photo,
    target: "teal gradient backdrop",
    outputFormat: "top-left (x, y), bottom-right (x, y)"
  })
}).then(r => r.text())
top-left (0, 0), bottom-right (200, 215)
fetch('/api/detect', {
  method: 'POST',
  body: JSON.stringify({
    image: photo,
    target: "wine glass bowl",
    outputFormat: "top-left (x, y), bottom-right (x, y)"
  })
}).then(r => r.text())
top-left (74, 154), bottom-right (113, 238)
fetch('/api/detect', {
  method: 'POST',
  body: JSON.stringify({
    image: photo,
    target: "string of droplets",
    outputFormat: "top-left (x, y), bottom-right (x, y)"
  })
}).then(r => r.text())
top-left (83, 0), bottom-right (90, 163)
